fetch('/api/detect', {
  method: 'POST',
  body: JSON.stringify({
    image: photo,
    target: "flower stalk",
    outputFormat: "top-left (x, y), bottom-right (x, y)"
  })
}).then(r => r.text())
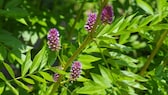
top-left (49, 1), bottom-right (109, 95)
top-left (139, 30), bottom-right (168, 76)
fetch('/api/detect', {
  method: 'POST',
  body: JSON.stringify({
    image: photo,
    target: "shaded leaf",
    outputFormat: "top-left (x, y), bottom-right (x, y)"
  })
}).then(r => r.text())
top-left (14, 79), bottom-right (30, 91)
top-left (6, 81), bottom-right (19, 95)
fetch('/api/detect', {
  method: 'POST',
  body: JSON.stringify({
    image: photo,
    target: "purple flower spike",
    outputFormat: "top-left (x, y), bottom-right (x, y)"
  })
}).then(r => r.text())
top-left (47, 28), bottom-right (60, 51)
top-left (84, 13), bottom-right (97, 32)
top-left (53, 73), bottom-right (60, 82)
top-left (70, 61), bottom-right (82, 81)
top-left (101, 5), bottom-right (114, 24)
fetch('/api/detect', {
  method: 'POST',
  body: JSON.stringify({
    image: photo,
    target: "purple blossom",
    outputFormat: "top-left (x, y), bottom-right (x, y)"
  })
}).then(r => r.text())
top-left (84, 13), bottom-right (97, 32)
top-left (101, 5), bottom-right (114, 24)
top-left (47, 28), bottom-right (60, 51)
top-left (70, 61), bottom-right (82, 81)
top-left (53, 73), bottom-right (60, 82)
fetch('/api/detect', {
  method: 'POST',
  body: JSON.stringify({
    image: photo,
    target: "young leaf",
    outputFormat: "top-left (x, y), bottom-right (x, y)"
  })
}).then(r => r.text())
top-left (136, 0), bottom-right (154, 15)
top-left (29, 45), bottom-right (46, 74)
top-left (14, 79), bottom-right (30, 91)
top-left (3, 62), bottom-right (15, 78)
top-left (30, 75), bottom-right (46, 83)
top-left (39, 71), bottom-right (53, 82)
top-left (21, 50), bottom-right (32, 77)
top-left (22, 78), bottom-right (35, 84)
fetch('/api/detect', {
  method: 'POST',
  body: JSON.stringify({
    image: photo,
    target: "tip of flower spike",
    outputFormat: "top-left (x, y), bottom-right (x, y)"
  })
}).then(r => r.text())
top-left (101, 5), bottom-right (114, 24)
top-left (84, 13), bottom-right (97, 32)
top-left (47, 28), bottom-right (61, 51)
top-left (70, 61), bottom-right (82, 81)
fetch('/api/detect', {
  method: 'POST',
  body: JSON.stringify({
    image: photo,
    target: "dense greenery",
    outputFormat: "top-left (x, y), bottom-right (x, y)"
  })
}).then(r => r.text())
top-left (0, 0), bottom-right (168, 95)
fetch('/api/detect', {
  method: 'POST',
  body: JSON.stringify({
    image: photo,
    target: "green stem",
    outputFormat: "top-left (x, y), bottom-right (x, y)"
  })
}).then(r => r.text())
top-left (49, 1), bottom-right (109, 94)
top-left (139, 30), bottom-right (168, 76)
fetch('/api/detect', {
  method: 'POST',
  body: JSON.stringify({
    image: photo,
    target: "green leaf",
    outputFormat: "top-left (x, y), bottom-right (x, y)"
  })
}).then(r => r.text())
top-left (0, 82), bottom-right (5, 94)
top-left (0, 45), bottom-right (7, 61)
top-left (30, 75), bottom-right (46, 83)
top-left (78, 55), bottom-right (101, 63)
top-left (21, 50), bottom-right (32, 76)
top-left (136, 0), bottom-right (154, 15)
top-left (22, 78), bottom-right (35, 84)
top-left (121, 71), bottom-right (147, 82)
top-left (157, 0), bottom-right (166, 14)
top-left (119, 14), bottom-right (136, 31)
top-left (16, 18), bottom-right (28, 25)
top-left (5, 0), bottom-right (21, 8)
top-left (39, 71), bottom-right (53, 82)
top-left (119, 33), bottom-right (130, 44)
top-left (3, 62), bottom-right (15, 78)
top-left (0, 72), bottom-right (6, 81)
top-left (29, 46), bottom-right (46, 74)
top-left (50, 67), bottom-right (67, 75)
top-left (139, 15), bottom-right (156, 27)
top-left (91, 73), bottom-right (111, 88)
top-left (0, 8), bottom-right (29, 18)
top-left (127, 15), bottom-right (143, 30)
top-left (76, 82), bottom-right (106, 94)
top-left (14, 79), bottom-right (30, 91)
top-left (122, 80), bottom-right (147, 90)
top-left (108, 16), bottom-right (125, 34)
top-left (6, 81), bottom-right (19, 95)
top-left (99, 65), bottom-right (113, 83)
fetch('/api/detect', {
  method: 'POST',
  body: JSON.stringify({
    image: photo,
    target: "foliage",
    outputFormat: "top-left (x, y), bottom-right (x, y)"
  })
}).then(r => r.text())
top-left (0, 0), bottom-right (168, 95)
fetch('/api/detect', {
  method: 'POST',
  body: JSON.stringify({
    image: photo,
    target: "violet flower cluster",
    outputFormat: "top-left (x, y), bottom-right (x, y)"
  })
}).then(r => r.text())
top-left (85, 5), bottom-right (114, 32)
top-left (47, 28), bottom-right (60, 51)
top-left (70, 61), bottom-right (82, 81)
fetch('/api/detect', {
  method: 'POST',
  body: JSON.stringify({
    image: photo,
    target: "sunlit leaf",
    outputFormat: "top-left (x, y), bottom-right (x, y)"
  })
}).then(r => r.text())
top-left (0, 82), bottom-right (5, 94)
top-left (39, 71), bottom-right (53, 82)
top-left (30, 75), bottom-right (46, 83)
top-left (136, 0), bottom-right (154, 15)
top-left (0, 45), bottom-right (7, 61)
top-left (122, 80), bottom-right (147, 90)
top-left (22, 78), bottom-right (35, 84)
top-left (91, 73), bottom-right (111, 88)
top-left (29, 45), bottom-right (46, 74)
top-left (3, 62), bottom-right (15, 78)
top-left (21, 50), bottom-right (32, 77)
